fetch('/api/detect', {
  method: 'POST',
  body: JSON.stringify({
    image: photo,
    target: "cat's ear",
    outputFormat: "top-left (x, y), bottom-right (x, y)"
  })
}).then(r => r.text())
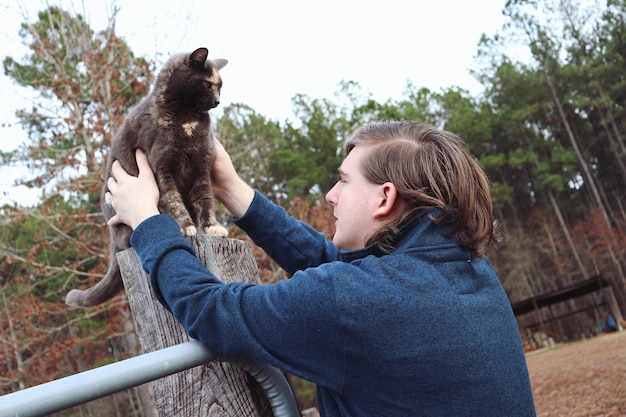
top-left (188, 48), bottom-right (209, 67)
top-left (211, 59), bottom-right (228, 71)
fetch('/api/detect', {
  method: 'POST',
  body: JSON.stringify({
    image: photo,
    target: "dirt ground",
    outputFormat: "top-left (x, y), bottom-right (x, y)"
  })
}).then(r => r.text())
top-left (526, 331), bottom-right (626, 417)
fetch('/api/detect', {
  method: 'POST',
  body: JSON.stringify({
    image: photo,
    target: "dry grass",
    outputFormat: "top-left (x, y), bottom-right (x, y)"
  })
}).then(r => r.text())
top-left (526, 331), bottom-right (626, 417)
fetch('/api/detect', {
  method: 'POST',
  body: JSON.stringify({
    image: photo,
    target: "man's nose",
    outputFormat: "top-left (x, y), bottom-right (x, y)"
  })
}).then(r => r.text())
top-left (326, 183), bottom-right (339, 205)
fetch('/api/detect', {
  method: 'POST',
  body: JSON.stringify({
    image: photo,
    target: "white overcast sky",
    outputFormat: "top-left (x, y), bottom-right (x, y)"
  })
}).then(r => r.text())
top-left (0, 0), bottom-right (509, 205)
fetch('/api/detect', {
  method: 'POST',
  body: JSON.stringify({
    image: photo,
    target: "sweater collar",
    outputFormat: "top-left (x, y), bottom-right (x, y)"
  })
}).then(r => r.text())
top-left (338, 209), bottom-right (441, 263)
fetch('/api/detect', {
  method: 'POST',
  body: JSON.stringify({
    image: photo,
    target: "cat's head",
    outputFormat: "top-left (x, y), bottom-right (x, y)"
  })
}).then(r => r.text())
top-left (157, 47), bottom-right (228, 113)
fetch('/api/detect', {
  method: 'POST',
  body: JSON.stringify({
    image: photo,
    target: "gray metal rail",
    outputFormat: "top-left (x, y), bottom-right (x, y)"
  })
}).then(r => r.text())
top-left (0, 340), bottom-right (299, 417)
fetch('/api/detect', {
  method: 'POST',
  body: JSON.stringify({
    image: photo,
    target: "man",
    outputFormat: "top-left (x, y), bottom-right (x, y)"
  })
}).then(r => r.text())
top-left (106, 121), bottom-right (536, 416)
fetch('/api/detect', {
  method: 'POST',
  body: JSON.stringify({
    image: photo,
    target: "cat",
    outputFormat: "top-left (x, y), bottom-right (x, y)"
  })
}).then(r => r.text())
top-left (66, 47), bottom-right (229, 308)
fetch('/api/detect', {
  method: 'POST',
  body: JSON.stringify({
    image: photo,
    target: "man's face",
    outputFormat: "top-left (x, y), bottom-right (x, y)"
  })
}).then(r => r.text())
top-left (325, 145), bottom-right (383, 251)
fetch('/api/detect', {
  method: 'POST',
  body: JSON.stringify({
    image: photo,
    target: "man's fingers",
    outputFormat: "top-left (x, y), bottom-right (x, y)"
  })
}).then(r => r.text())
top-left (104, 191), bottom-right (113, 206)
top-left (136, 149), bottom-right (152, 176)
top-left (110, 160), bottom-right (124, 180)
top-left (107, 176), bottom-right (117, 192)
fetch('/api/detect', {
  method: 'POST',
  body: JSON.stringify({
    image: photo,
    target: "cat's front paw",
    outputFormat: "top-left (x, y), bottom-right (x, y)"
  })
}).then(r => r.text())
top-left (205, 224), bottom-right (228, 237)
top-left (182, 225), bottom-right (198, 236)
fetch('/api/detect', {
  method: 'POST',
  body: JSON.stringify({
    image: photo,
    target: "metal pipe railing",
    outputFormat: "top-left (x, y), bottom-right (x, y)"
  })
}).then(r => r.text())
top-left (0, 340), bottom-right (299, 417)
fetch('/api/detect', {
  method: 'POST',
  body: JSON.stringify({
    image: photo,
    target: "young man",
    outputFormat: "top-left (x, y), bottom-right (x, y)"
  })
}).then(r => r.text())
top-left (106, 121), bottom-right (536, 416)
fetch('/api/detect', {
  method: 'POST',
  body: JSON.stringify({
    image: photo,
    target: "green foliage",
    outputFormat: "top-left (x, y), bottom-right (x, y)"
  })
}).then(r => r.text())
top-left (532, 145), bottom-right (578, 193)
top-left (1, 195), bottom-right (104, 303)
top-left (271, 94), bottom-right (348, 200)
top-left (217, 103), bottom-right (285, 200)
top-left (508, 147), bottom-right (538, 167)
top-left (489, 182), bottom-right (515, 203)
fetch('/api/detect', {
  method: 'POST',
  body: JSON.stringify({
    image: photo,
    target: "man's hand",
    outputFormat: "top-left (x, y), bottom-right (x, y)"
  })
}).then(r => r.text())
top-left (106, 148), bottom-right (161, 230)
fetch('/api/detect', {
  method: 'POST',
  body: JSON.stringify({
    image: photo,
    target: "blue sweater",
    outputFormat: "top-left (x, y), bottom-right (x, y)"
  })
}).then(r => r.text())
top-left (131, 191), bottom-right (536, 417)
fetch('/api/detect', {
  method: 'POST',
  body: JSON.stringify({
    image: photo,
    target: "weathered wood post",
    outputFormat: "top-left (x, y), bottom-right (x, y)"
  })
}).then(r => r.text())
top-left (117, 235), bottom-right (280, 416)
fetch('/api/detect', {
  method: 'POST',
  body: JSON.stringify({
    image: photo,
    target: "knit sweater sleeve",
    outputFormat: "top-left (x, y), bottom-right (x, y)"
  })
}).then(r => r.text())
top-left (130, 214), bottom-right (346, 391)
top-left (234, 190), bottom-right (341, 274)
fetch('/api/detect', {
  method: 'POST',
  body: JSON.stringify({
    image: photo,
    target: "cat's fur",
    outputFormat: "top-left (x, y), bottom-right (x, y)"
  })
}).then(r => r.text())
top-left (66, 47), bottom-right (228, 307)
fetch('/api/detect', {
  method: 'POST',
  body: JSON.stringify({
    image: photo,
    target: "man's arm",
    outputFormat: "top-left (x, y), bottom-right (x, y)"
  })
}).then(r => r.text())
top-left (211, 138), bottom-right (255, 218)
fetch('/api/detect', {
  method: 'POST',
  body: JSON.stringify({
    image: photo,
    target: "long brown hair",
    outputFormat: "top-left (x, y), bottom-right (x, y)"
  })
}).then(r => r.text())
top-left (344, 121), bottom-right (496, 257)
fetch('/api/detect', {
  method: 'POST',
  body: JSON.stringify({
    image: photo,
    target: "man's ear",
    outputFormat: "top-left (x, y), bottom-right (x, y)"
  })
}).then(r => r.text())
top-left (373, 182), bottom-right (401, 219)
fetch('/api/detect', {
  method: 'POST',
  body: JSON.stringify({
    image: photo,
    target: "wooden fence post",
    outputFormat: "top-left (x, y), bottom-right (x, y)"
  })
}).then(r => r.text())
top-left (117, 235), bottom-right (276, 417)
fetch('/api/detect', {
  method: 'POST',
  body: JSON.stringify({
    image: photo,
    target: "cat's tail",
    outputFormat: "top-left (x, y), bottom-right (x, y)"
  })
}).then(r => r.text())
top-left (65, 263), bottom-right (123, 308)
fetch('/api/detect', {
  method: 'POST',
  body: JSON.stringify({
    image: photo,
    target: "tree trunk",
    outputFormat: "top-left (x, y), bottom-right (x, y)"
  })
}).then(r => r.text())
top-left (117, 235), bottom-right (274, 417)
top-left (542, 67), bottom-right (613, 231)
top-left (547, 192), bottom-right (588, 279)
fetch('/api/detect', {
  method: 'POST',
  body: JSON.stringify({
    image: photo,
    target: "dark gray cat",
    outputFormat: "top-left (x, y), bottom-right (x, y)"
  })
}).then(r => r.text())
top-left (66, 47), bottom-right (228, 307)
